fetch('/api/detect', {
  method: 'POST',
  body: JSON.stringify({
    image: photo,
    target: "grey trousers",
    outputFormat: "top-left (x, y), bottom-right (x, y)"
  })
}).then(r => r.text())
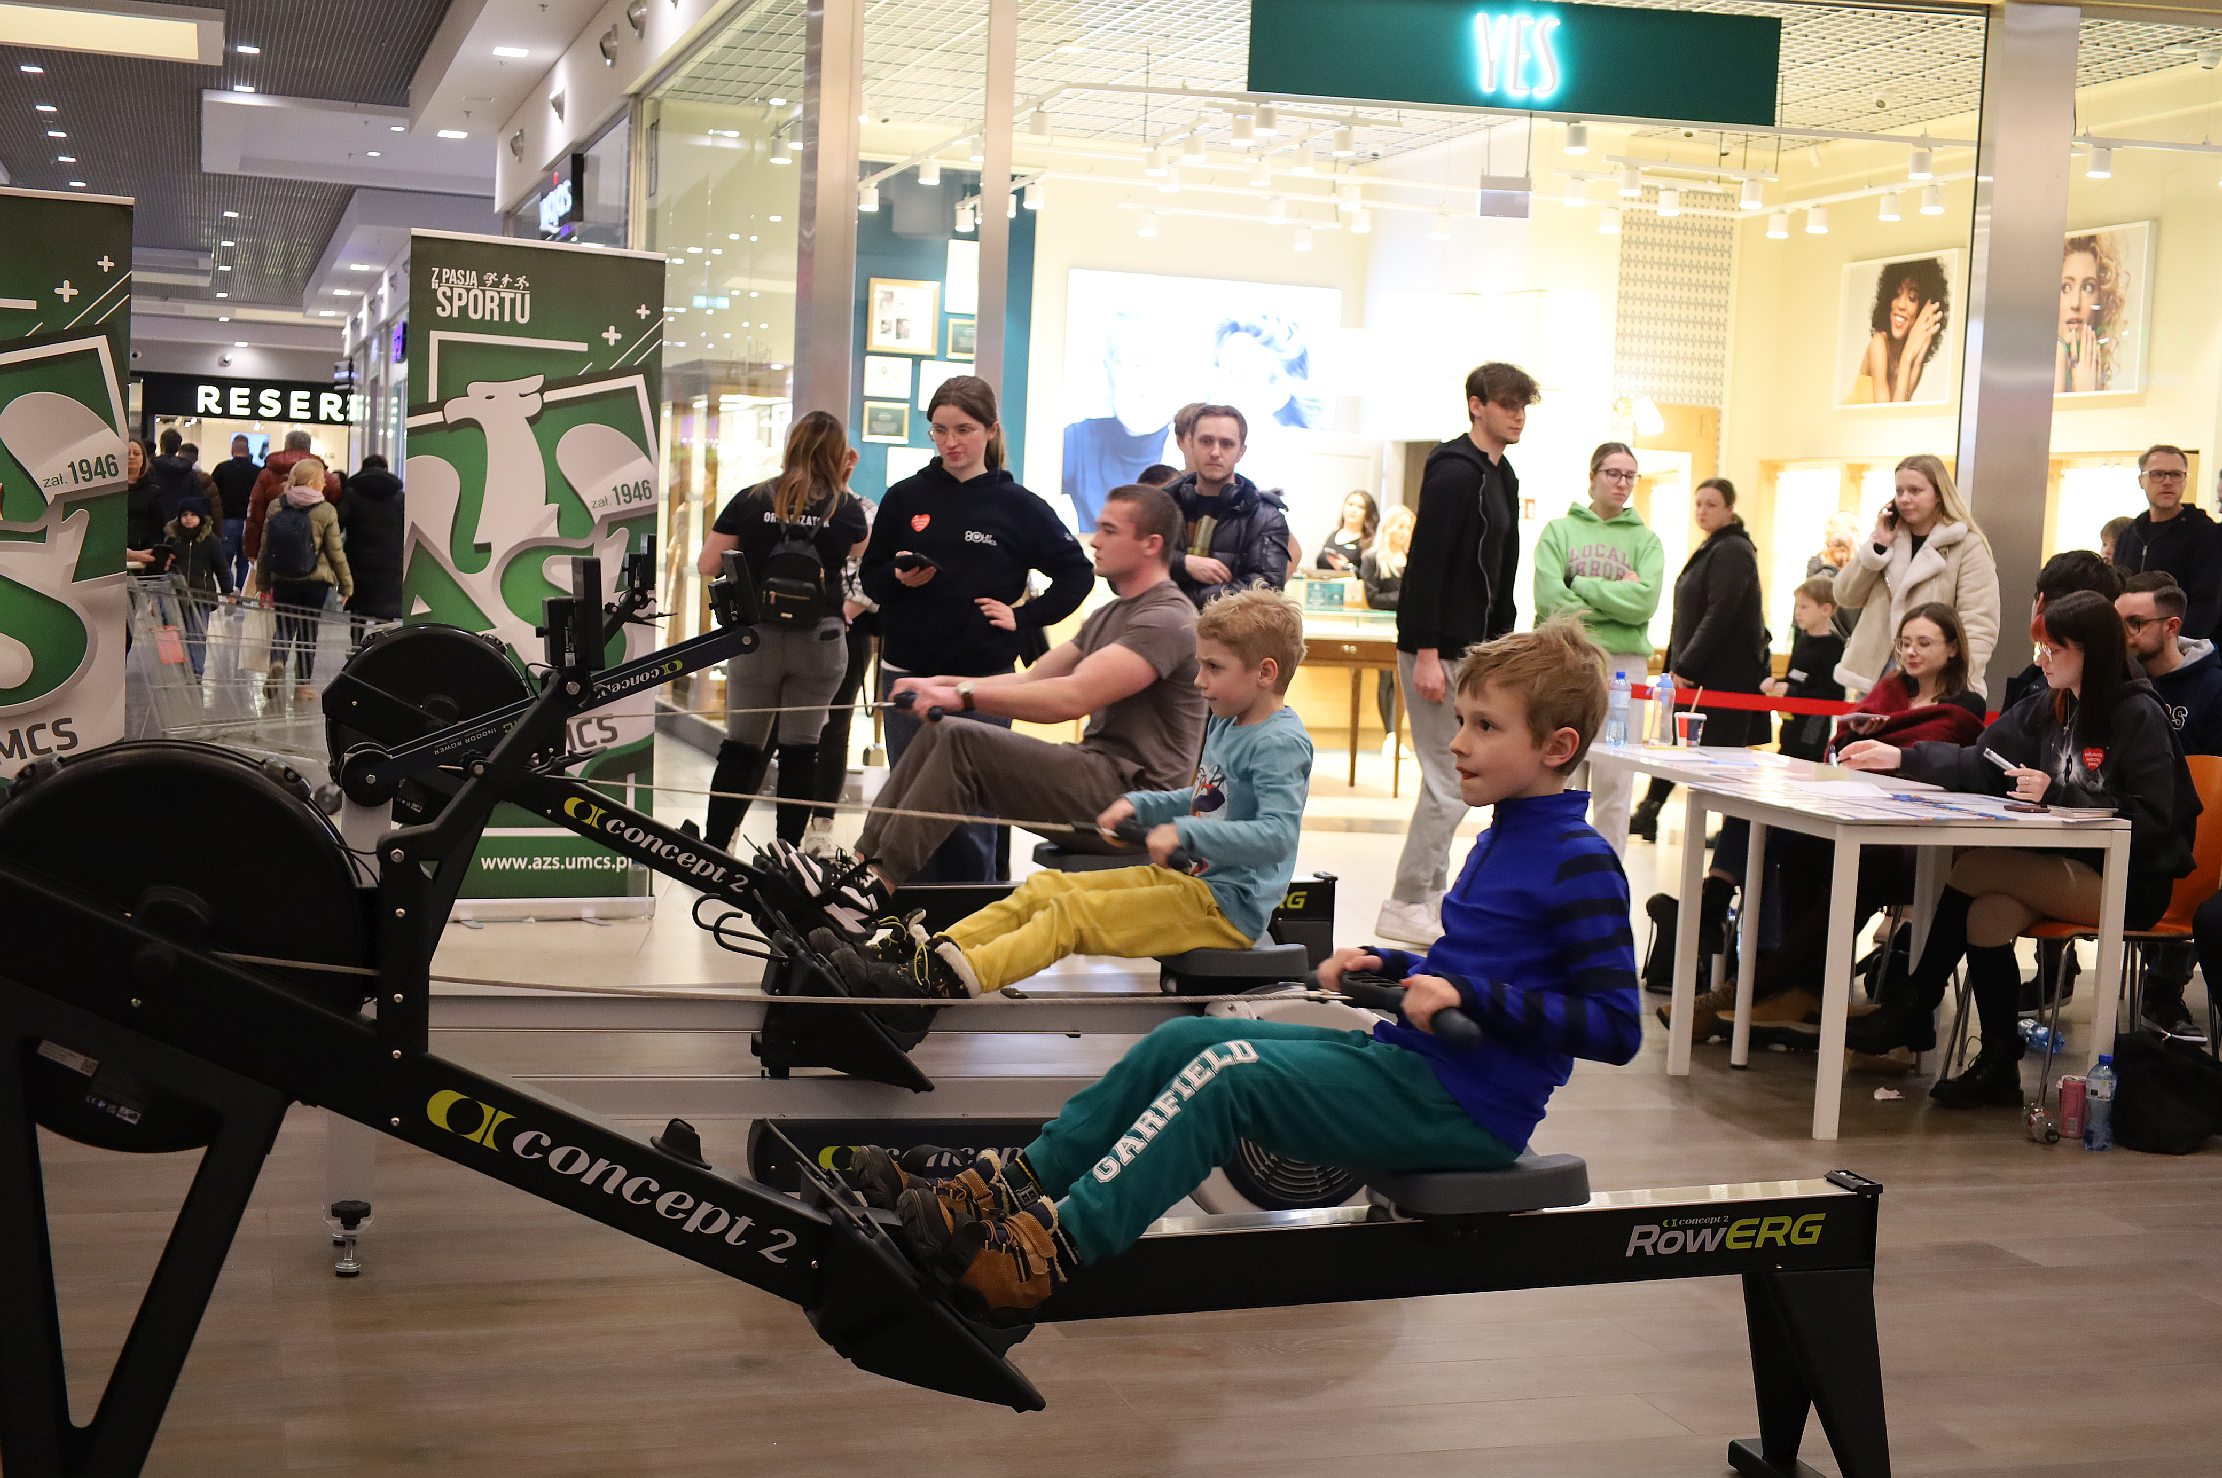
top-left (1586, 654), bottom-right (1650, 854)
top-left (724, 618), bottom-right (848, 746)
top-left (855, 720), bottom-right (1132, 886)
top-left (1389, 649), bottom-right (1476, 905)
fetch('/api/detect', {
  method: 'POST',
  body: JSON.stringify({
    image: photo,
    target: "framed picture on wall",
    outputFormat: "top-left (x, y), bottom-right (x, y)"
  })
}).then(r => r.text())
top-left (915, 359), bottom-right (969, 412)
top-left (883, 443), bottom-right (933, 484)
top-left (1835, 249), bottom-right (1962, 408)
top-left (861, 401), bottom-right (911, 443)
top-left (2055, 220), bottom-right (2155, 397)
top-left (946, 317), bottom-right (976, 361)
top-left (866, 278), bottom-right (940, 356)
top-left (862, 355), bottom-right (912, 399)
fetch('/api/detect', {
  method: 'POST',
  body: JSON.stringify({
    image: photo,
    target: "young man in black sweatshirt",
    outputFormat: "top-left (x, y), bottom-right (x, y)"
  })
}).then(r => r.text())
top-left (1379, 361), bottom-right (1538, 945)
top-left (2113, 444), bottom-right (2220, 642)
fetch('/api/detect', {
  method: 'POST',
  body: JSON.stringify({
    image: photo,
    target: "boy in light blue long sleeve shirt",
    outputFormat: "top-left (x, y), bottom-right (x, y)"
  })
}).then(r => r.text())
top-left (901, 589), bottom-right (1313, 997)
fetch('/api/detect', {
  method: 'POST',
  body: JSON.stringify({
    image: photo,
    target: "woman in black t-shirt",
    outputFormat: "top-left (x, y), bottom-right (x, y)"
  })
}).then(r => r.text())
top-left (696, 411), bottom-right (869, 850)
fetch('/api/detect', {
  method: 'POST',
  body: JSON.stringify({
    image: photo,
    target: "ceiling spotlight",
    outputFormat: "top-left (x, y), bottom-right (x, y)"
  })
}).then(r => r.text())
top-left (1159, 164), bottom-right (1181, 194)
top-left (1656, 187), bottom-right (1680, 218)
top-left (507, 129), bottom-right (523, 160)
top-left (626, 0), bottom-right (648, 36)
top-left (1029, 107), bottom-right (1052, 137)
top-left (1739, 177), bottom-right (1762, 210)
top-left (1006, 192), bottom-right (1017, 218)
top-left (1144, 144), bottom-right (1169, 178)
top-left (1766, 211), bottom-right (1789, 239)
top-left (1023, 180), bottom-right (1043, 210)
top-left (1295, 141), bottom-right (1321, 175)
top-left (1430, 211), bottom-right (1451, 241)
top-left (1878, 190), bottom-right (1901, 221)
top-left (1293, 226), bottom-right (1313, 252)
top-left (966, 136), bottom-right (983, 163)
top-left (1563, 175), bottom-right (1587, 207)
top-left (437, 128), bottom-right (468, 139)
top-left (1330, 125), bottom-right (1356, 157)
top-left (1256, 104), bottom-right (1279, 136)
top-left (917, 157), bottom-right (941, 186)
top-left (1248, 158), bottom-right (1271, 188)
top-left (1231, 111), bottom-right (1256, 145)
top-left (1908, 143), bottom-right (1933, 180)
top-left (769, 134), bottom-right (791, 164)
top-left (493, 45), bottom-right (530, 58)
top-left (1565, 121), bottom-right (1588, 155)
top-left (1268, 196), bottom-right (1289, 224)
top-left (2087, 145), bottom-right (2113, 179)
top-left (1599, 207), bottom-right (1622, 237)
top-left (858, 182), bottom-right (880, 212)
top-left (1349, 206), bottom-right (1371, 234)
top-left (1182, 130), bottom-right (1206, 162)
top-left (1919, 183), bottom-right (1944, 215)
top-left (1619, 161), bottom-right (1642, 198)
top-left (1805, 205), bottom-right (1829, 234)
top-left (1138, 211), bottom-right (1158, 239)
top-left (597, 23), bottom-right (620, 65)
top-left (955, 200), bottom-right (975, 233)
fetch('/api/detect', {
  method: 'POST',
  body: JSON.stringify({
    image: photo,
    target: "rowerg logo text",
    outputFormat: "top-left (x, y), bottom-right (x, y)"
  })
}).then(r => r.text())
top-left (1624, 1211), bottom-right (1826, 1257)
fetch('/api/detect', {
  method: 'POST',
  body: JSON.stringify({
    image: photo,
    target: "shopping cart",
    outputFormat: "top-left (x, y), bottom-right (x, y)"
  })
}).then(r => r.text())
top-left (125, 575), bottom-right (395, 763)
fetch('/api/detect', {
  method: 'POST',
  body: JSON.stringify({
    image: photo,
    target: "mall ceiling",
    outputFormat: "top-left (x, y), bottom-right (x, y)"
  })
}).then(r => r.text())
top-left (0, 0), bottom-right (453, 309)
top-left (662, 0), bottom-right (2222, 162)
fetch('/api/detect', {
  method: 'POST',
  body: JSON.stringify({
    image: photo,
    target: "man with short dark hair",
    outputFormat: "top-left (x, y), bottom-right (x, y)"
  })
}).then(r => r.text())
top-left (1380, 361), bottom-right (1540, 944)
top-left (2001, 549), bottom-right (2124, 712)
top-left (209, 433), bottom-right (261, 591)
top-left (2113, 444), bottom-right (2218, 642)
top-left (2117, 571), bottom-right (2222, 1039)
top-left (148, 427), bottom-right (200, 524)
top-left (1163, 403), bottom-right (1292, 608)
top-left (784, 483), bottom-right (1210, 932)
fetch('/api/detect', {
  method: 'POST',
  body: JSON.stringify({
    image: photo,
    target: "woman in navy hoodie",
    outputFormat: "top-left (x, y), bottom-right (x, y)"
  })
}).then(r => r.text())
top-left (857, 376), bottom-right (1092, 880)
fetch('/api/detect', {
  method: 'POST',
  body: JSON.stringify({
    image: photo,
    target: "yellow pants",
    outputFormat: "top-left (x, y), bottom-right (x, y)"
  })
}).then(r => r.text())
top-left (947, 866), bottom-right (1253, 993)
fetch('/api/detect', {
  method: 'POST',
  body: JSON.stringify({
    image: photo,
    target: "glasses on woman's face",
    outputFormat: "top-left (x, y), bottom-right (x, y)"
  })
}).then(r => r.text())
top-left (1897, 635), bottom-right (1945, 653)
top-left (929, 420), bottom-right (982, 442)
top-left (1597, 469), bottom-right (1637, 484)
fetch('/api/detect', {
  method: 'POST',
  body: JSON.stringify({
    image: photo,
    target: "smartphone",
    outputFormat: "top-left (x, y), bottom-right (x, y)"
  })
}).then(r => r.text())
top-left (892, 552), bottom-right (938, 574)
top-left (2005, 801), bottom-right (2049, 814)
top-left (1882, 505), bottom-right (1899, 528)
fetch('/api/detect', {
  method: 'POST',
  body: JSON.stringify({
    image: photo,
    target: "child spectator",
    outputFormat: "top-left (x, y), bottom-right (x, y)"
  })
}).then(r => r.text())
top-left (1770, 575), bottom-right (1846, 760)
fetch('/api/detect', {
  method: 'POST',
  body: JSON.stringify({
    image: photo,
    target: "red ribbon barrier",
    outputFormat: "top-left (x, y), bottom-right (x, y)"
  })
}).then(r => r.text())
top-left (1627, 684), bottom-right (1852, 718)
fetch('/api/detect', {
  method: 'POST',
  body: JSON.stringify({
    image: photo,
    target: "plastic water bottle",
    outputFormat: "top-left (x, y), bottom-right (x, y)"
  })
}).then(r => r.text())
top-left (2083, 1055), bottom-right (2116, 1151)
top-left (2017, 1018), bottom-right (2066, 1055)
top-left (1605, 670), bottom-right (1631, 746)
top-left (1650, 672), bottom-right (1676, 744)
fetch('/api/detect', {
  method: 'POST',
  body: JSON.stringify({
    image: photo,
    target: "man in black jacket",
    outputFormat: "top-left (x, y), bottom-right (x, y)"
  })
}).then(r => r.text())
top-left (2113, 444), bottom-right (2219, 642)
top-left (338, 454), bottom-right (406, 646)
top-left (1379, 361), bottom-right (1539, 945)
top-left (1164, 405), bottom-right (1290, 608)
top-left (209, 434), bottom-right (261, 592)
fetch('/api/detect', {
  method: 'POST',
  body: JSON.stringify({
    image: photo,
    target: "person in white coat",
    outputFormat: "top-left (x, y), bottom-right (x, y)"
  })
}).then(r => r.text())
top-left (1833, 453), bottom-right (2001, 697)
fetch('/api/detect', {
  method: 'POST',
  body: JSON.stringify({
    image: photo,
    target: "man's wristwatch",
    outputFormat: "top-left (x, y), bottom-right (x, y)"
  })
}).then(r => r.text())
top-left (956, 681), bottom-right (977, 712)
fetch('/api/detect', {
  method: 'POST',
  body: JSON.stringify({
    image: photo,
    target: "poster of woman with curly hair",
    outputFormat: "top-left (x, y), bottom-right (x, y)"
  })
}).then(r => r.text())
top-left (2055, 221), bottom-right (2154, 395)
top-left (1838, 251), bottom-right (1959, 407)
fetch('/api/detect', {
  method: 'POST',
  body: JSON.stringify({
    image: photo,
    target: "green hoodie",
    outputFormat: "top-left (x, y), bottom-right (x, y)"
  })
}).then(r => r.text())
top-left (1532, 501), bottom-right (1665, 656)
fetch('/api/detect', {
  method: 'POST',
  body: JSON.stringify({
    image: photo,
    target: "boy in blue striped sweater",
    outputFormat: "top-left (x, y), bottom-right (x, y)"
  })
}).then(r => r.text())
top-left (861, 618), bottom-right (1643, 1313)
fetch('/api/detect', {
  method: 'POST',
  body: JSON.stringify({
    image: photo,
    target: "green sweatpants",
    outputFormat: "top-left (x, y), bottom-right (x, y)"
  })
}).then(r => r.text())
top-left (1022, 1017), bottom-right (1516, 1264)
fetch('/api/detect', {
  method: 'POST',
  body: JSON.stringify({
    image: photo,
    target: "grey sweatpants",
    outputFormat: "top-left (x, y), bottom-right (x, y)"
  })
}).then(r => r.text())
top-left (1389, 650), bottom-right (1480, 905)
top-left (855, 720), bottom-right (1133, 886)
top-left (723, 618), bottom-right (848, 746)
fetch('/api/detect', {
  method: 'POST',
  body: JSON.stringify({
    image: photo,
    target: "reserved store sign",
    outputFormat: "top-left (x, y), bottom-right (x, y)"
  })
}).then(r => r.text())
top-left (1248, 0), bottom-right (1780, 128)
top-left (137, 371), bottom-right (365, 427)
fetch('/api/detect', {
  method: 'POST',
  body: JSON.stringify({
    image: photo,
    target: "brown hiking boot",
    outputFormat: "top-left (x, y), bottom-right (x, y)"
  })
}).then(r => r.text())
top-left (1656, 980), bottom-right (1736, 1043)
top-left (844, 1145), bottom-right (1034, 1218)
top-left (1745, 988), bottom-right (1823, 1051)
top-left (897, 1189), bottom-right (1070, 1313)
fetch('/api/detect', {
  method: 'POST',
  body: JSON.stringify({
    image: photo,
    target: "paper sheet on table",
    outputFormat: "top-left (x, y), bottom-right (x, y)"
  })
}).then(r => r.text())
top-left (1785, 781), bottom-right (1892, 801)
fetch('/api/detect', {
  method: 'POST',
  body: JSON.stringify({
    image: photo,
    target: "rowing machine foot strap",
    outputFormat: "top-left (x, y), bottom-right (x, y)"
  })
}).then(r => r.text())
top-left (1734, 1267), bottom-right (1892, 1478)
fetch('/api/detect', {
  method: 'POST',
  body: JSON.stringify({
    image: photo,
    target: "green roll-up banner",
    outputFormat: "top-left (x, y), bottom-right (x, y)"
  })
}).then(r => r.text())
top-left (403, 230), bottom-right (666, 913)
top-left (0, 188), bottom-right (134, 788)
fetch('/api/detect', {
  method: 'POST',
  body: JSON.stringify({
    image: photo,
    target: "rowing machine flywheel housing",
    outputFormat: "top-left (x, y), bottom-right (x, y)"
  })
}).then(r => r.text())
top-left (0, 742), bottom-right (375, 1152)
top-left (326, 624), bottom-right (533, 816)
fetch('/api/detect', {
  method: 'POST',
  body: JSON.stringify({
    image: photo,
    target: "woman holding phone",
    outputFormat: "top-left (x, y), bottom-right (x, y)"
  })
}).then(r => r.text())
top-left (1833, 454), bottom-right (2000, 700)
top-left (1837, 591), bottom-right (2196, 1105)
top-left (857, 375), bottom-right (1093, 880)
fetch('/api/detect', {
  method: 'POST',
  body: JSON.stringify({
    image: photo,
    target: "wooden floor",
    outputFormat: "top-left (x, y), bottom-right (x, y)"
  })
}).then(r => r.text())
top-left (24, 758), bottom-right (2222, 1477)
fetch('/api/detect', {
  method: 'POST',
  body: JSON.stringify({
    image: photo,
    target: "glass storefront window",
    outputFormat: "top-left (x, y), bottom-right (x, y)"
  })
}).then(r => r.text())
top-left (508, 111), bottom-right (634, 248)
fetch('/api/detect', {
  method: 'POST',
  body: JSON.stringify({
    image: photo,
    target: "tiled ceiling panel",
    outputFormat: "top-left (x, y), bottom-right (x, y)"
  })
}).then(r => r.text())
top-left (662, 0), bottom-right (2221, 166)
top-left (0, 0), bottom-right (454, 307)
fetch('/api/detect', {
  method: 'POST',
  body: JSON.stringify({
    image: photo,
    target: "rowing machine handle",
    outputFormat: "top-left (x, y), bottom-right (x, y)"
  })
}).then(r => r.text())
top-left (890, 690), bottom-right (946, 722)
top-left (1109, 817), bottom-right (1197, 872)
top-left (1339, 972), bottom-right (1483, 1049)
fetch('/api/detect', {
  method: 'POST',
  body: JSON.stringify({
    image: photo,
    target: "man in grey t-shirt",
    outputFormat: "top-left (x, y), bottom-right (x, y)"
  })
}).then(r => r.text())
top-left (826, 484), bottom-right (1207, 913)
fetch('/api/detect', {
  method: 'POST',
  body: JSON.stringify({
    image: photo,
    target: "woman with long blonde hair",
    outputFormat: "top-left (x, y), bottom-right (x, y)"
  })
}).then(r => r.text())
top-left (696, 410), bottom-right (869, 849)
top-left (1361, 503), bottom-right (1416, 739)
top-left (1833, 453), bottom-right (2000, 697)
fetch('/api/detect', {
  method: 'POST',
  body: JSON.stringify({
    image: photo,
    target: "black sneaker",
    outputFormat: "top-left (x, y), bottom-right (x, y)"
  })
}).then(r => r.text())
top-left (1928, 1043), bottom-right (2026, 1109)
top-left (1641, 893), bottom-right (1678, 994)
top-left (2141, 989), bottom-right (2206, 1042)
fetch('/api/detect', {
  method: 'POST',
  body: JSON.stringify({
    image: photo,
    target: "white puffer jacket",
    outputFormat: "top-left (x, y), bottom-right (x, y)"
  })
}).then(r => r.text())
top-left (1832, 520), bottom-right (2001, 695)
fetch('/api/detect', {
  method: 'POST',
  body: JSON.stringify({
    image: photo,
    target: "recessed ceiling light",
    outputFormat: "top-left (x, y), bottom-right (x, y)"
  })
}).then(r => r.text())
top-left (217, 315), bottom-right (229, 322)
top-left (389, 124), bottom-right (405, 132)
top-left (234, 44), bottom-right (260, 55)
top-left (768, 96), bottom-right (788, 106)
top-left (493, 45), bottom-right (530, 58)
top-left (348, 263), bottom-right (377, 271)
top-left (222, 209), bottom-right (239, 218)
top-left (19, 64), bottom-right (42, 74)
top-left (332, 288), bottom-right (353, 296)
top-left (34, 103), bottom-right (55, 113)
top-left (768, 214), bottom-right (782, 223)
top-left (366, 150), bottom-right (380, 157)
top-left (217, 264), bottom-right (232, 271)
top-left (215, 291), bottom-right (228, 298)
top-left (437, 129), bottom-right (468, 139)
top-left (233, 340), bottom-right (248, 347)
top-left (232, 83), bottom-right (254, 93)
top-left (55, 154), bottom-right (73, 163)
top-left (45, 129), bottom-right (64, 138)
top-left (67, 180), bottom-right (85, 188)
top-left (319, 310), bottom-right (338, 317)
top-left (219, 238), bottom-right (233, 246)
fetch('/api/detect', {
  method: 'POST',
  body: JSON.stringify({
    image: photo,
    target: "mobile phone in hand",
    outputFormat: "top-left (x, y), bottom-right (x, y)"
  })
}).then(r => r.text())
top-left (892, 552), bottom-right (938, 574)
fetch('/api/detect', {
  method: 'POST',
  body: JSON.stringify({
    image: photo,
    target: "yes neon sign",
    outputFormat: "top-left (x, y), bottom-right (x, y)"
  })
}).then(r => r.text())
top-left (1472, 11), bottom-right (1562, 102)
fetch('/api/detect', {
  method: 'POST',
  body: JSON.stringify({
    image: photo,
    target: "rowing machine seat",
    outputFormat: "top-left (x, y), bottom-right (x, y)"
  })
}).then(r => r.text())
top-left (1030, 841), bottom-right (1133, 873)
top-left (1158, 939), bottom-right (1312, 995)
top-left (1363, 1152), bottom-right (1590, 1217)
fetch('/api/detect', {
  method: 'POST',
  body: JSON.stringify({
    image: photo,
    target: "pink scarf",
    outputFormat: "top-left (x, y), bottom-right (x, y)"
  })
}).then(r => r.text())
top-left (283, 483), bottom-right (324, 509)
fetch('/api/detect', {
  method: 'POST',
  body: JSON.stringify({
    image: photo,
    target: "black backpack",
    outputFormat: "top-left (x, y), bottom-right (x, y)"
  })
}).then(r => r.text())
top-left (757, 512), bottom-right (830, 627)
top-left (2110, 1030), bottom-right (2222, 1154)
top-left (263, 501), bottom-right (319, 581)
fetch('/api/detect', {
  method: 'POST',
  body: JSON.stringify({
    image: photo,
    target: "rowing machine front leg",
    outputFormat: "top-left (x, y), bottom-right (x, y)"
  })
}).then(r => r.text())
top-left (1732, 1264), bottom-right (1892, 1477)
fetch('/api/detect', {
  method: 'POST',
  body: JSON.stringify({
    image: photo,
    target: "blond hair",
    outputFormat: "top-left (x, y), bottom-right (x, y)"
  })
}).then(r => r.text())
top-left (1453, 617), bottom-right (1608, 773)
top-left (287, 457), bottom-right (327, 489)
top-left (1196, 589), bottom-right (1307, 694)
top-left (1895, 453), bottom-right (1976, 531)
top-left (1375, 505), bottom-right (1415, 578)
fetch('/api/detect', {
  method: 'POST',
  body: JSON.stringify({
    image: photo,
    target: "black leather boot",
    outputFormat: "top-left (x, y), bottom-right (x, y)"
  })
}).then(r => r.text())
top-left (1628, 795), bottom-right (1664, 843)
top-left (1929, 1039), bottom-right (2027, 1108)
top-left (704, 740), bottom-right (771, 852)
top-left (1844, 992), bottom-right (1937, 1055)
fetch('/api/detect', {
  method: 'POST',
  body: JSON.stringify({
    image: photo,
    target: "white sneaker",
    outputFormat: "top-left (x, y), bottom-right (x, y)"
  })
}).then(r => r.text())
top-left (801, 816), bottom-right (838, 859)
top-left (1375, 897), bottom-right (1443, 947)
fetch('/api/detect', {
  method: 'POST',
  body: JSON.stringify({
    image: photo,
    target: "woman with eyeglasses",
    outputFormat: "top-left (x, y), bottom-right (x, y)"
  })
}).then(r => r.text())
top-left (857, 375), bottom-right (1093, 881)
top-left (1533, 442), bottom-right (1663, 848)
top-left (1838, 591), bottom-right (2198, 1104)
